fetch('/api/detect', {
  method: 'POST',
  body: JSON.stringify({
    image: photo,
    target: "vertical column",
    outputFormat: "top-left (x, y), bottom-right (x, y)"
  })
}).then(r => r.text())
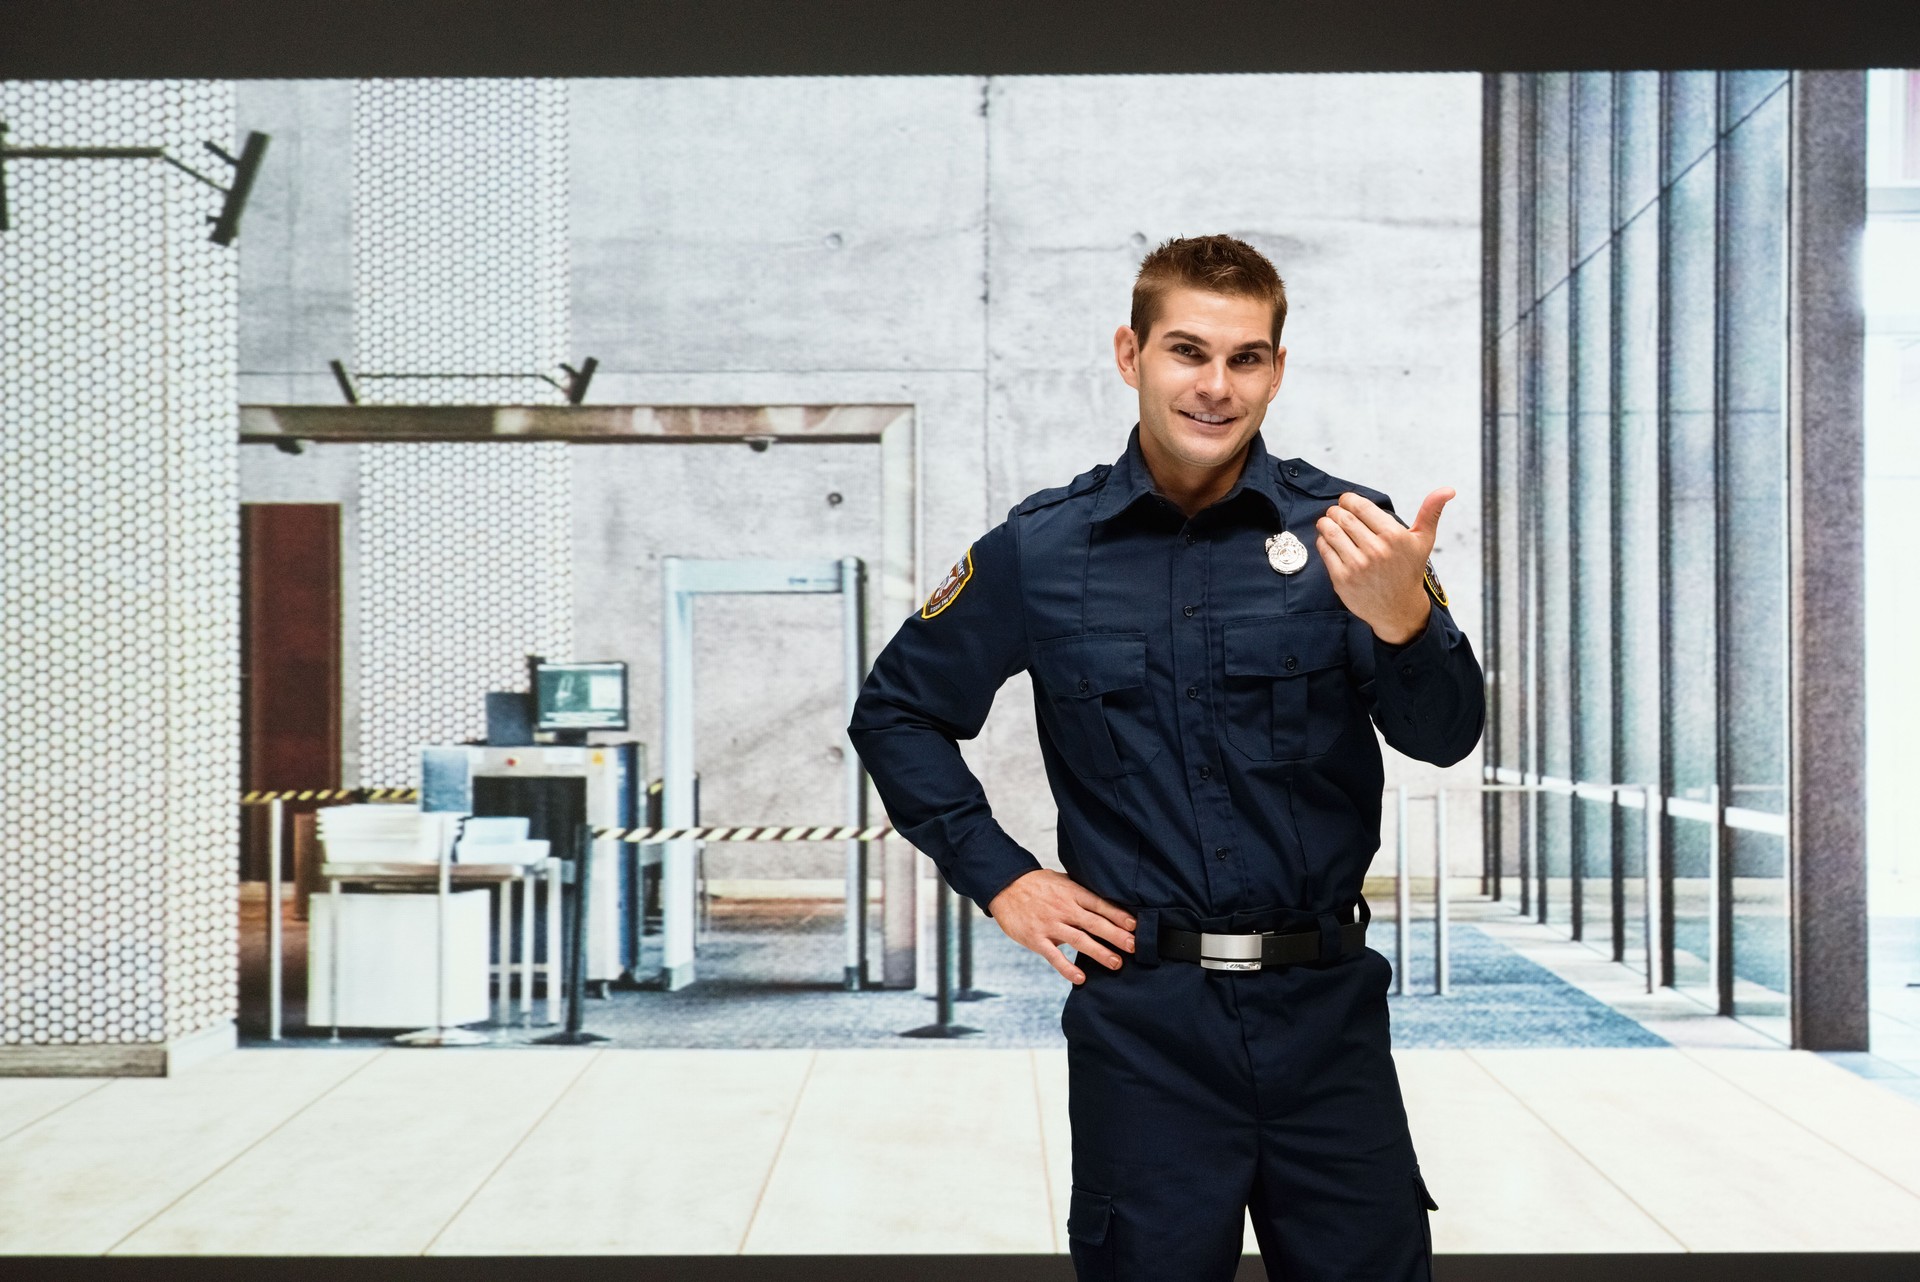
top-left (1786, 71), bottom-right (1869, 1051)
top-left (350, 80), bottom-right (574, 785)
top-left (0, 81), bottom-right (239, 1072)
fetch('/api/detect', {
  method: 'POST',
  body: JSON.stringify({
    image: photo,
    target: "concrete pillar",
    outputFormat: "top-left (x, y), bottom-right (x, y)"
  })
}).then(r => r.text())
top-left (1787, 70), bottom-right (1869, 1051)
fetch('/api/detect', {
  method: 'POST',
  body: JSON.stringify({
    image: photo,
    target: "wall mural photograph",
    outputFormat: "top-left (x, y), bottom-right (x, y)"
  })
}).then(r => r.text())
top-left (1, 33), bottom-right (1919, 1281)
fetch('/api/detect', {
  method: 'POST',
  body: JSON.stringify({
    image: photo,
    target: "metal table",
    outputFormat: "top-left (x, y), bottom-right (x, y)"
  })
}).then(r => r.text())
top-left (318, 858), bottom-right (565, 1035)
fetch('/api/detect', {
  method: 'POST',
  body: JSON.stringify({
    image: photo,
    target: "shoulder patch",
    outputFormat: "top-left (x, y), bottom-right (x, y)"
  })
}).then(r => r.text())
top-left (1422, 558), bottom-right (1449, 608)
top-left (921, 547), bottom-right (975, 618)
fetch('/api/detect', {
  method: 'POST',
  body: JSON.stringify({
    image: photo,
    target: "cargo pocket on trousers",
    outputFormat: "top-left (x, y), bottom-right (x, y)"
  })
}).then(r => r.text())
top-left (1066, 1184), bottom-right (1114, 1278)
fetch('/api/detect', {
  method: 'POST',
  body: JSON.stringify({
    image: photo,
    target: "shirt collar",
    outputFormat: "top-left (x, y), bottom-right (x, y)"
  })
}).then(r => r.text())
top-left (1090, 424), bottom-right (1288, 525)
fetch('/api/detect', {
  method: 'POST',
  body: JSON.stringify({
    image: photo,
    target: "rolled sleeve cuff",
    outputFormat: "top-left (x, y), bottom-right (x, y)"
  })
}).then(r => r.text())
top-left (1375, 599), bottom-right (1447, 665)
top-left (944, 822), bottom-right (1042, 918)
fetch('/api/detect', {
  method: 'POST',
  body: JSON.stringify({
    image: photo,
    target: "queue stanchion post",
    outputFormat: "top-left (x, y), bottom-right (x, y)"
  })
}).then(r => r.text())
top-left (267, 796), bottom-right (284, 1041)
top-left (536, 822), bottom-right (609, 1045)
top-left (1434, 788), bottom-right (1449, 997)
top-left (902, 877), bottom-right (979, 1038)
top-left (951, 887), bottom-right (997, 1003)
top-left (1394, 785), bottom-right (1410, 997)
top-left (396, 812), bottom-right (489, 1047)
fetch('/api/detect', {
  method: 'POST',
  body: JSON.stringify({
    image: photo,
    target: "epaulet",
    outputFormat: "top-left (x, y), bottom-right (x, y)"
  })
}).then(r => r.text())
top-left (1278, 456), bottom-right (1393, 510)
top-left (1014, 463), bottom-right (1111, 516)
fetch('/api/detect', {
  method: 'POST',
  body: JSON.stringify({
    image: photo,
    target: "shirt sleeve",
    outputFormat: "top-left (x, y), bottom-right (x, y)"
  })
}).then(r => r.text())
top-left (1360, 498), bottom-right (1487, 766)
top-left (847, 517), bottom-right (1041, 916)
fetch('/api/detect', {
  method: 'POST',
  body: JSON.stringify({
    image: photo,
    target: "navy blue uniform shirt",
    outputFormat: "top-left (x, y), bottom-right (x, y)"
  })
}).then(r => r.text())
top-left (848, 426), bottom-right (1485, 922)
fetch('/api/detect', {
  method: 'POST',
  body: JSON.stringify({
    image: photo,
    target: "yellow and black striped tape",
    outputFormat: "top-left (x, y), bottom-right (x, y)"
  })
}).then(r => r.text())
top-left (595, 825), bottom-right (893, 844)
top-left (239, 787), bottom-right (420, 805)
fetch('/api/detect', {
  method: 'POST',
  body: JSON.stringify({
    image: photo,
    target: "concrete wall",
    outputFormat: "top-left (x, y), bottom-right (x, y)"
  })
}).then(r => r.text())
top-left (237, 73), bottom-right (1484, 883)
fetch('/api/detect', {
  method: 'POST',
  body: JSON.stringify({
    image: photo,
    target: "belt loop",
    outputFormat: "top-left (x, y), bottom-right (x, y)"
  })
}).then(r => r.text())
top-left (1315, 910), bottom-right (1343, 961)
top-left (1132, 907), bottom-right (1161, 967)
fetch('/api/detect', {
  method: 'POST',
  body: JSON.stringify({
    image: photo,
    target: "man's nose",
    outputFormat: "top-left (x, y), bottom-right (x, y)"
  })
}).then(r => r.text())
top-left (1196, 359), bottom-right (1232, 400)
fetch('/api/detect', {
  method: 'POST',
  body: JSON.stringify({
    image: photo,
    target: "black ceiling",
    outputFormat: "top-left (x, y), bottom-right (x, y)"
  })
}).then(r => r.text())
top-left (2, 0), bottom-right (1915, 80)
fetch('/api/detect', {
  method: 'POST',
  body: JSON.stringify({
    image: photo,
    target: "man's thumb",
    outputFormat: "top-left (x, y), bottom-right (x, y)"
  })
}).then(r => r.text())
top-left (1412, 487), bottom-right (1455, 538)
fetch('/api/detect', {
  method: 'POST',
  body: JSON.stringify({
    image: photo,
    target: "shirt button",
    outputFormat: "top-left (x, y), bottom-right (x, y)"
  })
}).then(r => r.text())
top-left (1284, 656), bottom-right (1298, 671)
top-left (1199, 765), bottom-right (1212, 780)
top-left (1183, 605), bottom-right (1195, 617)
top-left (1077, 678), bottom-right (1089, 692)
top-left (1215, 847), bottom-right (1228, 861)
top-left (1401, 665), bottom-right (1415, 677)
top-left (1287, 465), bottom-right (1300, 477)
top-left (1186, 685), bottom-right (1199, 699)
top-left (1184, 532), bottom-right (1196, 545)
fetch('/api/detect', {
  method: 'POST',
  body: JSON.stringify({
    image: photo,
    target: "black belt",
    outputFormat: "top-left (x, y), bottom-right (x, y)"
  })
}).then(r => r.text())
top-left (1160, 919), bottom-right (1368, 971)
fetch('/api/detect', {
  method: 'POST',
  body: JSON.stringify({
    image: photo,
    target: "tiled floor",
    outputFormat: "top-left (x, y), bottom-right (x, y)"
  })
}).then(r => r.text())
top-left (3, 1043), bottom-right (1920, 1256)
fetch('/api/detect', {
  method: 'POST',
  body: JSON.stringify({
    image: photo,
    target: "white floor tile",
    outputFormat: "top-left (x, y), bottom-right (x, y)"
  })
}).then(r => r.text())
top-left (0, 1077), bottom-right (109, 1143)
top-left (1471, 1048), bottom-right (1920, 1251)
top-left (1684, 1048), bottom-right (1920, 1200)
top-left (428, 1049), bottom-right (812, 1255)
top-left (0, 1049), bottom-right (377, 1254)
top-left (111, 1048), bottom-right (592, 1255)
top-left (1031, 1049), bottom-right (1070, 1255)
top-left (744, 1049), bottom-right (1053, 1254)
top-left (1398, 1050), bottom-right (1680, 1254)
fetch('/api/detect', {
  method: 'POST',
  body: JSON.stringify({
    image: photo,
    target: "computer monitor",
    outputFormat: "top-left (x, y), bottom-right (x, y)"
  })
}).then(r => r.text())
top-left (532, 660), bottom-right (629, 735)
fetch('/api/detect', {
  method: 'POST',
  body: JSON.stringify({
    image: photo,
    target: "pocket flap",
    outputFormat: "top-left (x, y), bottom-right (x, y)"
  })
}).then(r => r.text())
top-left (1034, 633), bottom-right (1148, 698)
top-left (1066, 1185), bottom-right (1112, 1244)
top-left (1223, 612), bottom-right (1349, 677)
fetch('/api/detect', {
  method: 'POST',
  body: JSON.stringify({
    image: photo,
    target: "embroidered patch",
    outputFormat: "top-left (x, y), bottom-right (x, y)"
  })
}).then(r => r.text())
top-left (921, 547), bottom-right (974, 618)
top-left (1422, 558), bottom-right (1449, 608)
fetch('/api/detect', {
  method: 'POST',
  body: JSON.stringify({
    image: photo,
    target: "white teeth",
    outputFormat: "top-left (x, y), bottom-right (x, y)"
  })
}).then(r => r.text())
top-left (1185, 411), bottom-right (1230, 425)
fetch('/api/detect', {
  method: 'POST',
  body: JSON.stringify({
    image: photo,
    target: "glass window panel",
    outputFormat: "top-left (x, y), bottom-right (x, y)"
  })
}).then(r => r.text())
top-left (1614, 208), bottom-right (1662, 976)
top-left (1670, 820), bottom-right (1716, 995)
top-left (1536, 284), bottom-right (1573, 924)
top-left (1720, 89), bottom-right (1791, 1021)
top-left (1722, 70), bottom-right (1789, 129)
top-left (1496, 319), bottom-right (1525, 894)
top-left (1721, 90), bottom-right (1789, 820)
top-left (1614, 72), bottom-right (1662, 229)
top-left (1573, 248), bottom-right (1615, 946)
top-left (1664, 71), bottom-right (1719, 185)
top-left (1497, 73), bottom-right (1524, 339)
top-left (1614, 209), bottom-right (1662, 793)
top-left (1729, 828), bottom-right (1790, 1034)
top-left (1534, 74), bottom-right (1572, 301)
top-left (1573, 72), bottom-right (1614, 263)
top-left (1663, 154), bottom-right (1720, 1009)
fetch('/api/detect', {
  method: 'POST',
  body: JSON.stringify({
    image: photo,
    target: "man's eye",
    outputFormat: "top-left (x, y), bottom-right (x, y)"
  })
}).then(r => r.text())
top-left (1173, 345), bottom-right (1198, 357)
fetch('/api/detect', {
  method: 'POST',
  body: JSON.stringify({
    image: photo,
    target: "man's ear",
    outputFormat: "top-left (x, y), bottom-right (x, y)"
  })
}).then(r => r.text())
top-left (1114, 325), bottom-right (1142, 391)
top-left (1267, 344), bottom-right (1288, 403)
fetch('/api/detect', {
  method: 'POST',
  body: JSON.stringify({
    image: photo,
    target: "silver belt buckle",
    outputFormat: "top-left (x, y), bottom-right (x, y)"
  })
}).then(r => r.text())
top-left (1198, 930), bottom-right (1271, 972)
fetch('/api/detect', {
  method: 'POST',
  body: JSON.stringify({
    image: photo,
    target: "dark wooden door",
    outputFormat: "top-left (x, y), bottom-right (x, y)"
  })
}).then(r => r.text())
top-left (240, 504), bottom-right (342, 879)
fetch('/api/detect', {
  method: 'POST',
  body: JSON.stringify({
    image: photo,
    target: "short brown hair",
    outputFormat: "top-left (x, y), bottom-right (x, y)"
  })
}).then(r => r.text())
top-left (1131, 234), bottom-right (1288, 348)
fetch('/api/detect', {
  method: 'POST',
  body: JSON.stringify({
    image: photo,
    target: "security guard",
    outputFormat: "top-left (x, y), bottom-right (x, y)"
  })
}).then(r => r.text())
top-left (849, 235), bottom-right (1484, 1281)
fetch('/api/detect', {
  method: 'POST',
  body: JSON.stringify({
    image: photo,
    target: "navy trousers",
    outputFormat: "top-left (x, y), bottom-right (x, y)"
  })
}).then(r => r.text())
top-left (1061, 913), bottom-right (1436, 1281)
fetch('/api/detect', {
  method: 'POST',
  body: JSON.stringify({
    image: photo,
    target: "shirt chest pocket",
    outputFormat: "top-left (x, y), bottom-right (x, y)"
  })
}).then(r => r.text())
top-left (1221, 612), bottom-right (1354, 762)
top-left (1032, 632), bottom-right (1163, 779)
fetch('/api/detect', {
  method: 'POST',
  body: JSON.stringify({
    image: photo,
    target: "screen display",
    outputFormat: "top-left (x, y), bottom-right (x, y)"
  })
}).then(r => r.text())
top-left (534, 661), bottom-right (628, 730)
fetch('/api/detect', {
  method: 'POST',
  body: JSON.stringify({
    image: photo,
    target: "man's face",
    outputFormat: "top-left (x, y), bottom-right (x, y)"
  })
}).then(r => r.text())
top-left (1114, 285), bottom-right (1287, 476)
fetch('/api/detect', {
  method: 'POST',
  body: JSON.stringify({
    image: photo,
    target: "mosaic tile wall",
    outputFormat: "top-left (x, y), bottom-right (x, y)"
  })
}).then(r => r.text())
top-left (0, 81), bottom-right (240, 1047)
top-left (351, 80), bottom-right (574, 787)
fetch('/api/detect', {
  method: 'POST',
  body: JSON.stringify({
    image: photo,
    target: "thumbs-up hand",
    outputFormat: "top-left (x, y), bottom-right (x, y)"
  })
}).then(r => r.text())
top-left (1314, 487), bottom-right (1455, 646)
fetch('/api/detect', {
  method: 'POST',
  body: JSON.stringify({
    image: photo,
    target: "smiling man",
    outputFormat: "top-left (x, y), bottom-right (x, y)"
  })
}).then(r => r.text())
top-left (850, 234), bottom-right (1484, 1281)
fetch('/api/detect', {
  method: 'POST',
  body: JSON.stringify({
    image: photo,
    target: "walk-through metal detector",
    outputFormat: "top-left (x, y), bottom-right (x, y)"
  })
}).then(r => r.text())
top-left (659, 556), bottom-right (871, 991)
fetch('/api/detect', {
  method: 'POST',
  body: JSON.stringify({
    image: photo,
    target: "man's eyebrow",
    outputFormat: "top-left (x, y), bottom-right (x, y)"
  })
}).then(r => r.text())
top-left (1160, 329), bottom-right (1273, 355)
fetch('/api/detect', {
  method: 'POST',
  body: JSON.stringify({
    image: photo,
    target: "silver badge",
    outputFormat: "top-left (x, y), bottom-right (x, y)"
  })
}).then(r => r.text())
top-left (1265, 530), bottom-right (1308, 574)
